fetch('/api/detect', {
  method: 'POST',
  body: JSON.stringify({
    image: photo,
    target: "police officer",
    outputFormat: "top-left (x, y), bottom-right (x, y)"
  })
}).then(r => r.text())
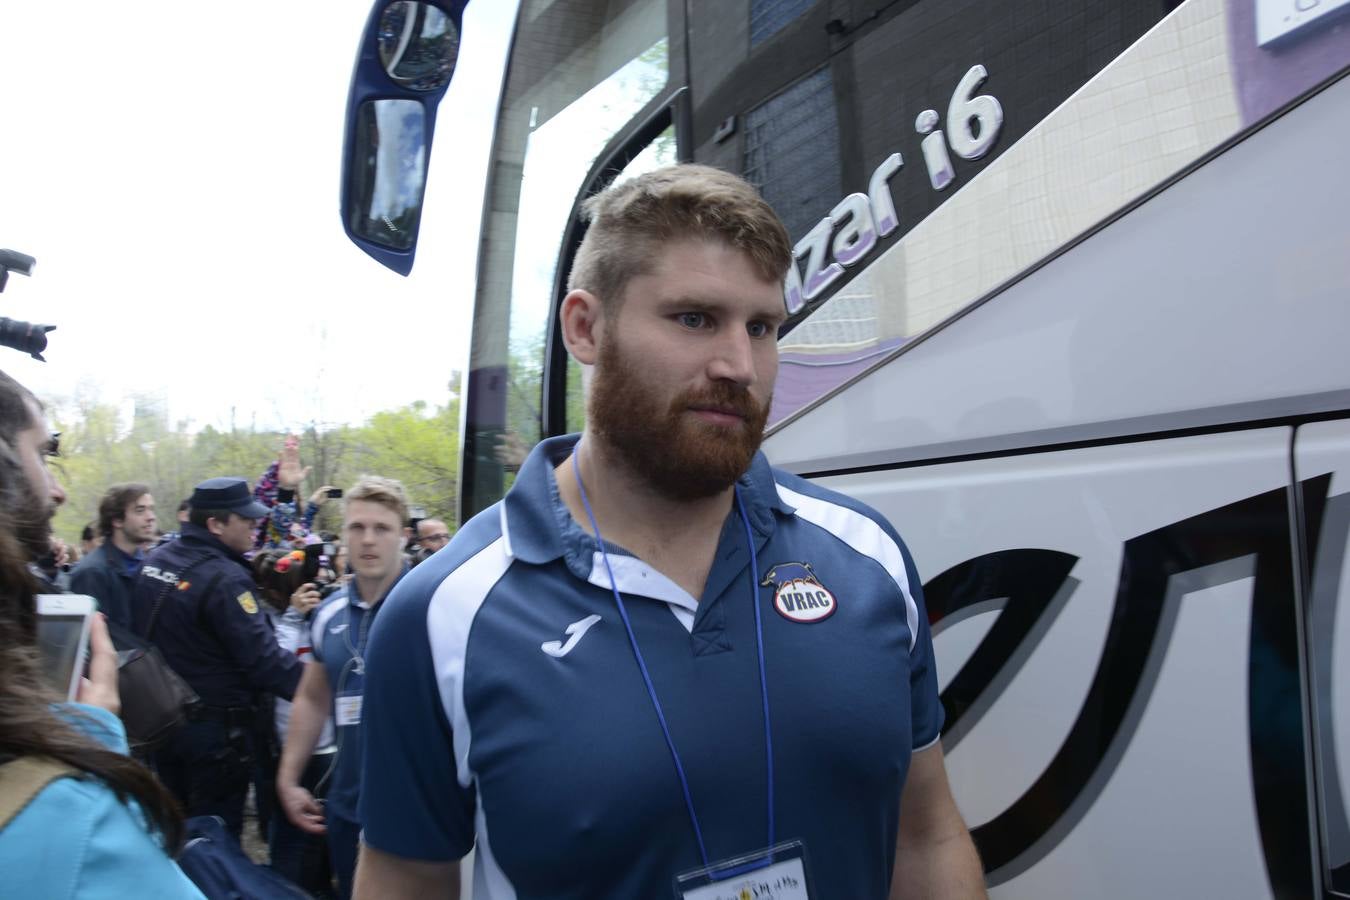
top-left (133, 476), bottom-right (303, 839)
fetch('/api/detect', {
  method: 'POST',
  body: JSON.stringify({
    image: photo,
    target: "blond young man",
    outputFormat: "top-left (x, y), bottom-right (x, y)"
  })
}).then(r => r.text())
top-left (354, 166), bottom-right (985, 899)
top-left (276, 476), bottom-right (411, 900)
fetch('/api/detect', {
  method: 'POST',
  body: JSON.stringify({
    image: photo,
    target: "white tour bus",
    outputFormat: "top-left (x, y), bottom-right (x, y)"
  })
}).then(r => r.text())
top-left (340, 0), bottom-right (1350, 895)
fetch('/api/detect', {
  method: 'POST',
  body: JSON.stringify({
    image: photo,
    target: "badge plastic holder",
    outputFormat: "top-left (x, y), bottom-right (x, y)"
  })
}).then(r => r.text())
top-left (335, 690), bottom-right (363, 727)
top-left (674, 840), bottom-right (813, 899)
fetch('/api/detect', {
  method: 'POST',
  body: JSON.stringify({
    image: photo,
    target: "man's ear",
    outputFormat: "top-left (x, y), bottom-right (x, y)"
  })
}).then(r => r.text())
top-left (559, 289), bottom-right (605, 366)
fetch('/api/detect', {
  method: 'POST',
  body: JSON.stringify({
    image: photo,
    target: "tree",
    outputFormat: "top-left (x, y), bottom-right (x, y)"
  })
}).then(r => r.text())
top-left (41, 371), bottom-right (464, 546)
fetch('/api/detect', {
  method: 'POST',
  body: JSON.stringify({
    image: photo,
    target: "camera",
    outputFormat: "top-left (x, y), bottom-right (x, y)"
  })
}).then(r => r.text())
top-left (0, 248), bottom-right (56, 361)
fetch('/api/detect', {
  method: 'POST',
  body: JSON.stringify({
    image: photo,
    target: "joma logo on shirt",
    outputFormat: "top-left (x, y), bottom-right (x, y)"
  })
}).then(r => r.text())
top-left (762, 562), bottom-right (837, 623)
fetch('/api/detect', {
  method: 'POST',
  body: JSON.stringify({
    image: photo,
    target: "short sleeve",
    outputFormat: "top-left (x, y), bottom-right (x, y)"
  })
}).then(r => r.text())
top-left (359, 580), bottom-right (476, 861)
top-left (898, 540), bottom-right (944, 750)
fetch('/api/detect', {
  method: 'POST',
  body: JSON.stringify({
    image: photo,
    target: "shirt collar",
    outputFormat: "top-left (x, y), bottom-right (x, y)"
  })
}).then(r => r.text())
top-left (500, 433), bottom-right (795, 574)
top-left (106, 541), bottom-right (144, 578)
top-left (346, 563), bottom-right (410, 610)
top-left (106, 540), bottom-right (143, 566)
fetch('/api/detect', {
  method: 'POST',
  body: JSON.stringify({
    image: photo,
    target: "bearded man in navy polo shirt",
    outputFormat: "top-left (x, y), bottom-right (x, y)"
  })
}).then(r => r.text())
top-left (354, 165), bottom-right (986, 899)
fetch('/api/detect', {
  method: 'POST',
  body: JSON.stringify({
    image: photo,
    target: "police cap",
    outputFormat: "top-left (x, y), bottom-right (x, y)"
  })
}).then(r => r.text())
top-left (190, 477), bottom-right (270, 520)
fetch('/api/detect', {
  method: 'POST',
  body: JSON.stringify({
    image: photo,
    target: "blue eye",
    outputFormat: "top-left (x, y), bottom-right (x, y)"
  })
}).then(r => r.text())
top-left (747, 322), bottom-right (771, 338)
top-left (677, 312), bottom-right (707, 329)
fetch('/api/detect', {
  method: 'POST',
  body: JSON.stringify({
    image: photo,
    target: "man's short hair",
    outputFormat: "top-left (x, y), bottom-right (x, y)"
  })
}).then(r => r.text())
top-left (177, 498), bottom-right (191, 513)
top-left (188, 507), bottom-right (235, 530)
top-left (567, 164), bottom-right (793, 311)
top-left (344, 476), bottom-right (409, 525)
top-left (97, 483), bottom-right (152, 539)
top-left (81, 522), bottom-right (97, 543)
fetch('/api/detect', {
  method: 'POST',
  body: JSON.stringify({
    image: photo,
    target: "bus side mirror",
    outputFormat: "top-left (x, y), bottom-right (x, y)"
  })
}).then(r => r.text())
top-left (341, 0), bottom-right (466, 275)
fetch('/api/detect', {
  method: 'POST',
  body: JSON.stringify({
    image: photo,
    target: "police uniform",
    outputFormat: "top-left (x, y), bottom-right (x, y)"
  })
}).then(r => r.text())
top-left (132, 479), bottom-right (303, 838)
top-left (360, 435), bottom-right (943, 898)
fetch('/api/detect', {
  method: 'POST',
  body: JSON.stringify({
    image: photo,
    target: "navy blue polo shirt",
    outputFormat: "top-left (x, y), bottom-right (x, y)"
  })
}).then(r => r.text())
top-left (360, 435), bottom-right (943, 898)
top-left (310, 569), bottom-right (405, 825)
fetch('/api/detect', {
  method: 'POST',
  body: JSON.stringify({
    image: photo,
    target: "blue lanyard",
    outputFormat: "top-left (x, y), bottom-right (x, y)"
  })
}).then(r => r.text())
top-left (571, 452), bottom-right (775, 869)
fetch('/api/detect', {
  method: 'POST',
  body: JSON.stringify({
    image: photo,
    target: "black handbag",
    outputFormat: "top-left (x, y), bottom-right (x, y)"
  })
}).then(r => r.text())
top-left (109, 558), bottom-right (218, 750)
top-left (114, 640), bottom-right (199, 751)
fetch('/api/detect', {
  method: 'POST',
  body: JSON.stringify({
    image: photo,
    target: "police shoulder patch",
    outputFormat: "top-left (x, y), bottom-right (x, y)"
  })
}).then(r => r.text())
top-left (761, 561), bottom-right (837, 623)
top-left (237, 590), bottom-right (259, 615)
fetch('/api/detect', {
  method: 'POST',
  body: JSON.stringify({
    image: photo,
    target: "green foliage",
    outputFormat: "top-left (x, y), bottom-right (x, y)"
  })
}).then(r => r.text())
top-left (46, 376), bottom-right (462, 544)
top-left (358, 398), bottom-right (459, 525)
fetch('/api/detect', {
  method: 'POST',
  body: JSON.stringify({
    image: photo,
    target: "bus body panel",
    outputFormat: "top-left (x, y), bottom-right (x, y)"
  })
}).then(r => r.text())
top-left (766, 66), bottom-right (1350, 474)
top-left (438, 0), bottom-right (1350, 893)
top-left (1297, 419), bottom-right (1350, 895)
top-left (813, 427), bottom-right (1300, 894)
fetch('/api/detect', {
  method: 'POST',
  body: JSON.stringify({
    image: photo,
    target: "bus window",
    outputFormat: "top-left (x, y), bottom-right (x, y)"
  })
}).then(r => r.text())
top-left (561, 123), bottom-right (678, 435)
top-left (463, 0), bottom-right (670, 514)
top-left (506, 38), bottom-right (670, 448)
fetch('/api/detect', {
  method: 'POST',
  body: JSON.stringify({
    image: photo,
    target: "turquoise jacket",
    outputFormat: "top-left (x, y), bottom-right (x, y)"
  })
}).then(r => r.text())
top-left (0, 704), bottom-right (205, 899)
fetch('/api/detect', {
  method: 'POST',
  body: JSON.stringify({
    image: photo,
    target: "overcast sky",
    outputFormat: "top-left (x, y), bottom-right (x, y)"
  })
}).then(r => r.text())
top-left (0, 0), bottom-right (520, 433)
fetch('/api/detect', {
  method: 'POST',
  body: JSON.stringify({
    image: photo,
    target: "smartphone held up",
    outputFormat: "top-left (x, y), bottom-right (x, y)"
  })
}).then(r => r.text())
top-left (35, 594), bottom-right (96, 700)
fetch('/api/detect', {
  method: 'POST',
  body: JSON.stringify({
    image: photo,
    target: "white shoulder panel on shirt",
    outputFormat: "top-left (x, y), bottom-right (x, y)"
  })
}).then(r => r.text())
top-left (425, 537), bottom-right (514, 789)
top-left (310, 594), bottom-right (350, 658)
top-left (774, 482), bottom-right (919, 651)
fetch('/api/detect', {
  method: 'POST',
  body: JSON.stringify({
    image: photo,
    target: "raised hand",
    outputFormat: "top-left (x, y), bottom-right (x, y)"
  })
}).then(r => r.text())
top-left (278, 434), bottom-right (312, 490)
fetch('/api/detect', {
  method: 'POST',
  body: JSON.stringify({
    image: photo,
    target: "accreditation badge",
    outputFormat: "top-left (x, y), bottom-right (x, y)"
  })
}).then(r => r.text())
top-left (336, 690), bottom-right (363, 727)
top-left (674, 841), bottom-right (813, 900)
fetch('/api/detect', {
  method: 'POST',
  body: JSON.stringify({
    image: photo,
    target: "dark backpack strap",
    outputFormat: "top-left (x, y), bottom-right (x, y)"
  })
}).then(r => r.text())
top-left (144, 552), bottom-right (220, 641)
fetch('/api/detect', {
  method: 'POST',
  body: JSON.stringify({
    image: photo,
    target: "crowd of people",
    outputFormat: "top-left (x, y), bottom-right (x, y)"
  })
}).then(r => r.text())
top-left (0, 369), bottom-right (453, 898)
top-left (0, 164), bottom-right (987, 899)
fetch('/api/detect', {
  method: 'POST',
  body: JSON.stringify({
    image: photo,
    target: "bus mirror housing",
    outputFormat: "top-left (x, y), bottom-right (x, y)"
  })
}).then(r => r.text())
top-left (341, 0), bottom-right (466, 275)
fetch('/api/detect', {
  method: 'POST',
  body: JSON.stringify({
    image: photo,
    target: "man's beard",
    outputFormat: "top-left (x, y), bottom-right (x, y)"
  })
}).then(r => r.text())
top-left (588, 338), bottom-right (770, 500)
top-left (14, 479), bottom-right (55, 562)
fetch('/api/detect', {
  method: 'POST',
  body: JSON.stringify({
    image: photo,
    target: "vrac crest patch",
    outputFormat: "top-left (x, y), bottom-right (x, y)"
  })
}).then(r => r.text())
top-left (761, 561), bottom-right (837, 623)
